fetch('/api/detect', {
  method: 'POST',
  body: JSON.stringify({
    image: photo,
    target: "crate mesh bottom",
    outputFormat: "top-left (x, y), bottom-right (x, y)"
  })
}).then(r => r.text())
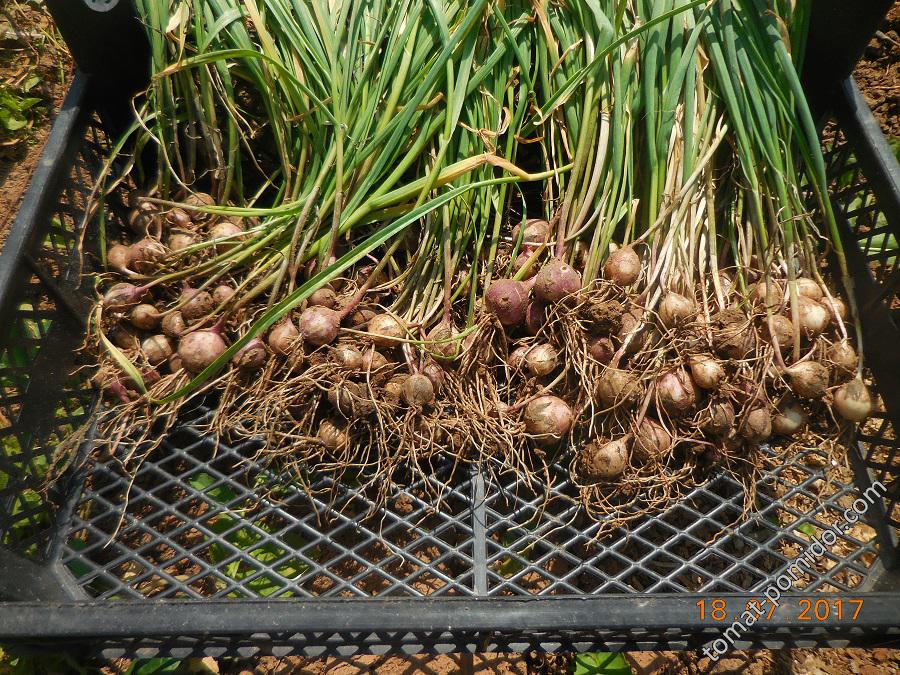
top-left (0, 108), bottom-right (898, 618)
top-left (66, 404), bottom-right (477, 600)
top-left (61, 426), bottom-right (882, 600)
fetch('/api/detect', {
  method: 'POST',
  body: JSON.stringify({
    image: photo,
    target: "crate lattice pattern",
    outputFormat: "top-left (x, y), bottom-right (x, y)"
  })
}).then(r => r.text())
top-left (825, 128), bottom-right (900, 539)
top-left (0, 120), bottom-right (107, 557)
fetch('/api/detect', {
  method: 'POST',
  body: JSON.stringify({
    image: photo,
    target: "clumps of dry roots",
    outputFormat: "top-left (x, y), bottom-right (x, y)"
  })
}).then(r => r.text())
top-left (221, 348), bottom-right (480, 511)
top-left (469, 259), bottom-right (872, 537)
top-left (90, 336), bottom-right (487, 516)
top-left (87, 265), bottom-right (870, 536)
top-left (82, 191), bottom-right (872, 537)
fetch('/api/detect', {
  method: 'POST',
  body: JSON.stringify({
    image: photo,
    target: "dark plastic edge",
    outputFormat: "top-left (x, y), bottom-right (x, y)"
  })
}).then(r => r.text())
top-left (0, 549), bottom-right (86, 603)
top-left (0, 594), bottom-right (896, 643)
top-left (44, 0), bottom-right (149, 139)
top-left (802, 0), bottom-right (893, 119)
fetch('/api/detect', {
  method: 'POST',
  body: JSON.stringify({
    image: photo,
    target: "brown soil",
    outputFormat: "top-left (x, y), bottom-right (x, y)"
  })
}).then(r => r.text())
top-left (0, 1), bottom-right (71, 246)
top-left (854, 4), bottom-right (900, 138)
top-left (226, 654), bottom-right (534, 675)
top-left (623, 648), bottom-right (900, 674)
top-left (97, 646), bottom-right (900, 674)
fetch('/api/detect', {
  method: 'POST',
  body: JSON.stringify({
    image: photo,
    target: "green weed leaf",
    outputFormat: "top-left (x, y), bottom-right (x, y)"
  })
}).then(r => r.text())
top-left (126, 658), bottom-right (182, 675)
top-left (573, 652), bottom-right (633, 675)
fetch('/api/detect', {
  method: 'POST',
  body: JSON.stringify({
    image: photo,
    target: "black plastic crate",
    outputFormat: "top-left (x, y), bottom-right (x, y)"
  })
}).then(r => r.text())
top-left (1, 12), bottom-right (900, 660)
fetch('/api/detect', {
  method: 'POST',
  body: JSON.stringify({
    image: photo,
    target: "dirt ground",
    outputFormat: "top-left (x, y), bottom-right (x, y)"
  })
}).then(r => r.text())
top-left (0, 1), bottom-right (70, 246)
top-left (2, 2), bottom-right (899, 675)
top-left (855, 3), bottom-right (900, 138)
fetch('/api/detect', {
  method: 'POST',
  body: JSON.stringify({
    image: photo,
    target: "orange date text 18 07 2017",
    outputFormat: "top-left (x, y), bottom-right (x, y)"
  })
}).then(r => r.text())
top-left (696, 598), bottom-right (864, 622)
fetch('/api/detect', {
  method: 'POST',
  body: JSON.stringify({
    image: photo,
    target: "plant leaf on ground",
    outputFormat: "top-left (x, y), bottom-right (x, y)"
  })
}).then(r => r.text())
top-left (573, 652), bottom-right (634, 675)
